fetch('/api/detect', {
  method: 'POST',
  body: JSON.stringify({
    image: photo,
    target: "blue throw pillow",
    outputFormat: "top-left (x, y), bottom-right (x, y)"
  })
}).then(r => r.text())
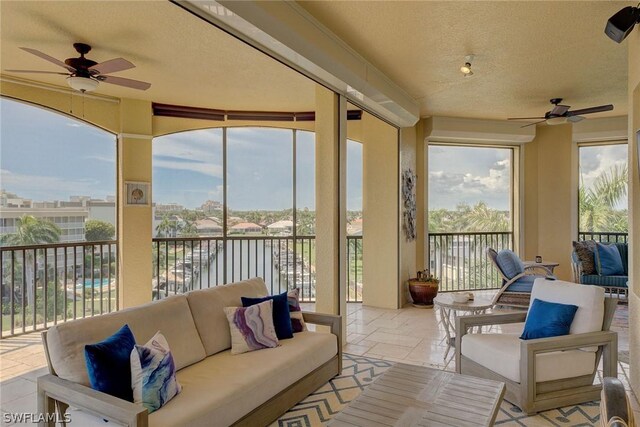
top-left (242, 292), bottom-right (293, 340)
top-left (495, 250), bottom-right (524, 279)
top-left (520, 299), bottom-right (578, 340)
top-left (595, 242), bottom-right (625, 276)
top-left (85, 324), bottom-right (136, 401)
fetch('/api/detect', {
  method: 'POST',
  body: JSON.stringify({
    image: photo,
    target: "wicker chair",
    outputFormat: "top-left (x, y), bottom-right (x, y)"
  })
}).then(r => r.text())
top-left (486, 248), bottom-right (554, 308)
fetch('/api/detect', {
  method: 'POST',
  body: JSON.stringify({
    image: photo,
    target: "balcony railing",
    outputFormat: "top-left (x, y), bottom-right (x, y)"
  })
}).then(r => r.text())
top-left (578, 232), bottom-right (628, 243)
top-left (428, 232), bottom-right (512, 292)
top-left (1, 241), bottom-right (118, 338)
top-left (152, 235), bottom-right (363, 303)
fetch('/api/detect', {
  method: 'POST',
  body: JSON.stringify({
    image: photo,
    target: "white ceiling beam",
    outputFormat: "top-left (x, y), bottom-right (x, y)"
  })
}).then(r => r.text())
top-left (176, 0), bottom-right (420, 127)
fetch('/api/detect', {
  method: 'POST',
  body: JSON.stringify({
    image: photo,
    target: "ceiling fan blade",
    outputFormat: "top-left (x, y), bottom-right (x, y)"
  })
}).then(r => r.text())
top-left (520, 120), bottom-right (546, 128)
top-left (99, 75), bottom-right (151, 90)
top-left (508, 117), bottom-right (545, 120)
top-left (5, 69), bottom-right (70, 75)
top-left (20, 47), bottom-right (76, 72)
top-left (568, 104), bottom-right (614, 116)
top-left (89, 58), bottom-right (135, 75)
top-left (550, 104), bottom-right (570, 116)
top-left (567, 115), bottom-right (585, 123)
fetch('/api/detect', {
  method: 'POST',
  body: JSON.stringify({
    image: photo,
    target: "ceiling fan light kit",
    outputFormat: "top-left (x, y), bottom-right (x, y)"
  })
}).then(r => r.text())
top-left (66, 76), bottom-right (99, 93)
top-left (5, 42), bottom-right (151, 93)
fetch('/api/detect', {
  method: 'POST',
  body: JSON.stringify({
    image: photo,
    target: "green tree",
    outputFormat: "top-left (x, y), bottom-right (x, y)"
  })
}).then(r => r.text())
top-left (579, 164), bottom-right (628, 232)
top-left (156, 216), bottom-right (176, 237)
top-left (0, 215), bottom-right (61, 306)
top-left (85, 220), bottom-right (115, 241)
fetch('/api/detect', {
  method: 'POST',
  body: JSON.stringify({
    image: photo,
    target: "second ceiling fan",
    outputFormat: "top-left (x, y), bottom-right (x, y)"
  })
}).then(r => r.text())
top-left (508, 98), bottom-right (613, 128)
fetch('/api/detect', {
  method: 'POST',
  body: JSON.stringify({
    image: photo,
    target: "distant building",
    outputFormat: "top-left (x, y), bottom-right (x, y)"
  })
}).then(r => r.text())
top-left (155, 203), bottom-right (185, 213)
top-left (267, 220), bottom-right (293, 235)
top-left (229, 222), bottom-right (262, 234)
top-left (195, 218), bottom-right (223, 236)
top-left (347, 218), bottom-right (363, 236)
top-left (201, 200), bottom-right (223, 214)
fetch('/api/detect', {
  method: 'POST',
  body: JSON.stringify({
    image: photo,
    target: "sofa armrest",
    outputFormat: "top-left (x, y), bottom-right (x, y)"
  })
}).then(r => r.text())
top-left (302, 312), bottom-right (342, 372)
top-left (455, 312), bottom-right (527, 372)
top-left (37, 374), bottom-right (148, 427)
top-left (520, 331), bottom-right (618, 394)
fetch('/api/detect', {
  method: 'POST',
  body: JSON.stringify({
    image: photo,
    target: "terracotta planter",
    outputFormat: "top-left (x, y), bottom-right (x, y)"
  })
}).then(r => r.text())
top-left (408, 279), bottom-right (439, 308)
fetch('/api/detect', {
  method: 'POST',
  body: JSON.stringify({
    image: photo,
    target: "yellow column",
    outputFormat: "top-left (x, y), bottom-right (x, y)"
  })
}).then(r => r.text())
top-left (627, 28), bottom-right (640, 396)
top-left (523, 123), bottom-right (577, 281)
top-left (399, 125), bottom-right (418, 306)
top-left (362, 112), bottom-right (400, 308)
top-left (118, 99), bottom-right (153, 308)
top-left (314, 85), bottom-right (346, 325)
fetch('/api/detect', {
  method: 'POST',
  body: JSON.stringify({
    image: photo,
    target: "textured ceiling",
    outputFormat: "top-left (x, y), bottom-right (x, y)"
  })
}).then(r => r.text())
top-left (299, 1), bottom-right (631, 120)
top-left (0, 1), bottom-right (316, 111)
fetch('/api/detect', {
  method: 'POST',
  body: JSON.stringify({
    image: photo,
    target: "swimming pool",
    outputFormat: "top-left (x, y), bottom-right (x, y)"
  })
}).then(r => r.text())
top-left (74, 278), bottom-right (112, 289)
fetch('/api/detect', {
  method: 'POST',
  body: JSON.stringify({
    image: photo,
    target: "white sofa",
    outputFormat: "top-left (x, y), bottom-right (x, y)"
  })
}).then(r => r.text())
top-left (37, 278), bottom-right (341, 427)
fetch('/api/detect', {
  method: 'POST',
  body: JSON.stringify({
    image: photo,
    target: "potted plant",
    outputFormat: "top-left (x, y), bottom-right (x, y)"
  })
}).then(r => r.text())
top-left (408, 269), bottom-right (439, 308)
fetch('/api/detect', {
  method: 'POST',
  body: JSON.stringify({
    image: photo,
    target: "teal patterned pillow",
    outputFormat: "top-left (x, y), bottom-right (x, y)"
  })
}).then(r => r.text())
top-left (224, 300), bottom-right (279, 355)
top-left (130, 332), bottom-right (181, 413)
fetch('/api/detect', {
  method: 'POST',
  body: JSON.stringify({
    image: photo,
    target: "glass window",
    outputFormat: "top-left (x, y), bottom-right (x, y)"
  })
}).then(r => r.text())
top-left (296, 130), bottom-right (315, 235)
top-left (578, 143), bottom-right (628, 237)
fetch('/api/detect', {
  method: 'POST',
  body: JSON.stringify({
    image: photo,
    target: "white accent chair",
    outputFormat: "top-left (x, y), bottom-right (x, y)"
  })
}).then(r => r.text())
top-left (455, 279), bottom-right (618, 415)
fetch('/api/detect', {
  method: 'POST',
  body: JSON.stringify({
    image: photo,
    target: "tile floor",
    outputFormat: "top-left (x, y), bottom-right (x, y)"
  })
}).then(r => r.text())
top-left (0, 296), bottom-right (637, 426)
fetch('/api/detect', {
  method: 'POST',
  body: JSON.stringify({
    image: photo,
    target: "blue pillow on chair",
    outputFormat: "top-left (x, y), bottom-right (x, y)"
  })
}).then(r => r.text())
top-left (520, 299), bottom-right (578, 340)
top-left (594, 242), bottom-right (625, 276)
top-left (495, 250), bottom-right (525, 279)
top-left (241, 292), bottom-right (293, 340)
top-left (85, 324), bottom-right (136, 401)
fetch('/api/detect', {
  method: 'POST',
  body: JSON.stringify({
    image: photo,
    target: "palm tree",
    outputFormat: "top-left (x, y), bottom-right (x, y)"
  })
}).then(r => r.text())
top-left (465, 202), bottom-right (510, 232)
top-left (579, 164), bottom-right (628, 232)
top-left (156, 216), bottom-right (175, 238)
top-left (1, 215), bottom-right (61, 306)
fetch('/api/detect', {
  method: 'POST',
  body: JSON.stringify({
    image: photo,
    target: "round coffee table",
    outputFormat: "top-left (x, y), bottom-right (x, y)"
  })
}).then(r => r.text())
top-left (433, 293), bottom-right (494, 361)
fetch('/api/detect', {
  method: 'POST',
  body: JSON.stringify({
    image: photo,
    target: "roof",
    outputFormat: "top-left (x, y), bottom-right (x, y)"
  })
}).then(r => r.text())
top-left (230, 222), bottom-right (262, 229)
top-left (267, 220), bottom-right (293, 229)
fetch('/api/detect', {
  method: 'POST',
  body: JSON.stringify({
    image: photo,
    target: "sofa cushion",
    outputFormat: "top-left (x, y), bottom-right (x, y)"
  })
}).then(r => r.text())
top-left (46, 295), bottom-right (205, 387)
top-left (462, 332), bottom-right (596, 383)
top-left (224, 300), bottom-right (279, 354)
top-left (581, 274), bottom-right (628, 288)
top-left (495, 250), bottom-right (524, 279)
top-left (595, 242), bottom-right (625, 276)
top-left (186, 278), bottom-right (269, 356)
top-left (242, 292), bottom-right (293, 340)
top-left (614, 243), bottom-right (628, 275)
top-left (520, 299), bottom-right (578, 340)
top-left (148, 331), bottom-right (338, 427)
top-left (573, 240), bottom-right (597, 275)
top-left (84, 324), bottom-right (136, 401)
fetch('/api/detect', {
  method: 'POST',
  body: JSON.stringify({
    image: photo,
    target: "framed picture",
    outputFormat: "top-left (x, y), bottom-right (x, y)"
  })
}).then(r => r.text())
top-left (124, 181), bottom-right (150, 206)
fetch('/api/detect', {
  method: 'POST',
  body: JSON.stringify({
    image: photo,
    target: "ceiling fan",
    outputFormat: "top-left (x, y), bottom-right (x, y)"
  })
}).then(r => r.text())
top-left (508, 98), bottom-right (613, 128)
top-left (5, 43), bottom-right (151, 92)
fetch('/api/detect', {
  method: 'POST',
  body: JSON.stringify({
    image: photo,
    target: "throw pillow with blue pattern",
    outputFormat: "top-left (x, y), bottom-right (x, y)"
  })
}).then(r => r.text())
top-left (130, 332), bottom-right (181, 413)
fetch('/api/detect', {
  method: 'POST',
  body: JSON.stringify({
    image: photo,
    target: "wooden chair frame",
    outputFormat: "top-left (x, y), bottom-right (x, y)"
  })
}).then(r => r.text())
top-left (455, 298), bottom-right (618, 415)
top-left (486, 248), bottom-right (554, 308)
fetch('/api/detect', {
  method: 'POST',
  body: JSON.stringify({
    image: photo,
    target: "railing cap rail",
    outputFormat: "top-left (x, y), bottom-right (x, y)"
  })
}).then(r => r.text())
top-left (152, 235), bottom-right (320, 242)
top-left (428, 231), bottom-right (512, 236)
top-left (0, 240), bottom-right (117, 251)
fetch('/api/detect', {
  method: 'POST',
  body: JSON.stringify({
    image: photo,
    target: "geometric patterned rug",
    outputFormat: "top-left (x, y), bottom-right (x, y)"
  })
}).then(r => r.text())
top-left (273, 353), bottom-right (608, 427)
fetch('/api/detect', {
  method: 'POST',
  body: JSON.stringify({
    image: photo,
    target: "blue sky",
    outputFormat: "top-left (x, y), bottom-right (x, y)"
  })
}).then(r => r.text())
top-left (1, 96), bottom-right (627, 213)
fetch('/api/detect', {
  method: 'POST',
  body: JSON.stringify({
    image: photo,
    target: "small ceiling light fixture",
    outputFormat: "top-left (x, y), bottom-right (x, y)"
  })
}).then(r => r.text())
top-left (605, 4), bottom-right (640, 43)
top-left (66, 76), bottom-right (99, 93)
top-left (460, 55), bottom-right (474, 77)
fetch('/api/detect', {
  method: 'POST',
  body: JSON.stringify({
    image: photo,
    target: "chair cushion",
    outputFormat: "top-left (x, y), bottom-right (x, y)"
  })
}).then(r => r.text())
top-left (581, 275), bottom-right (628, 288)
top-left (503, 275), bottom-right (538, 293)
top-left (530, 279), bottom-right (605, 351)
top-left (615, 243), bottom-right (628, 275)
top-left (46, 295), bottom-right (206, 387)
top-left (84, 324), bottom-right (136, 401)
top-left (573, 240), bottom-right (597, 275)
top-left (595, 243), bottom-right (625, 276)
top-left (462, 332), bottom-right (596, 383)
top-left (148, 331), bottom-right (338, 427)
top-left (495, 250), bottom-right (524, 279)
top-left (242, 292), bottom-right (293, 340)
top-left (186, 278), bottom-right (269, 356)
top-left (520, 299), bottom-right (578, 340)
